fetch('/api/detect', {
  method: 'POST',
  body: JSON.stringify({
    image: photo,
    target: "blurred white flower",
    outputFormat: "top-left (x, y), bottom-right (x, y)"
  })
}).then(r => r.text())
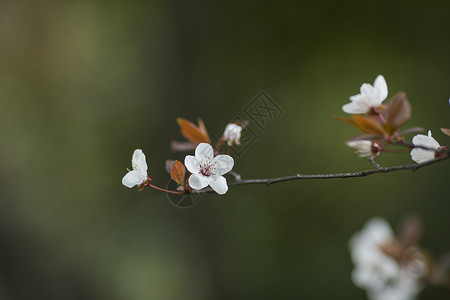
top-left (122, 149), bottom-right (149, 188)
top-left (350, 218), bottom-right (398, 291)
top-left (349, 218), bottom-right (423, 300)
top-left (368, 270), bottom-right (423, 300)
top-left (223, 123), bottom-right (242, 146)
top-left (184, 143), bottom-right (234, 195)
top-left (346, 140), bottom-right (378, 158)
top-left (343, 75), bottom-right (388, 114)
top-left (410, 130), bottom-right (440, 163)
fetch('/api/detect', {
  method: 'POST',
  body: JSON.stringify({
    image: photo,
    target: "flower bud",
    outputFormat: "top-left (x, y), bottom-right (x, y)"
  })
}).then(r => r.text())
top-left (346, 140), bottom-right (380, 158)
top-left (223, 123), bottom-right (242, 146)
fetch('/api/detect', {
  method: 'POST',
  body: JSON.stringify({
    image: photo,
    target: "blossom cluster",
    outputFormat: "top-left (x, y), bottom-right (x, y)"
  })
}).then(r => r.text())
top-left (338, 75), bottom-right (447, 163)
top-left (121, 119), bottom-right (242, 195)
top-left (120, 74), bottom-right (449, 300)
top-left (349, 218), bottom-right (427, 300)
top-left (121, 75), bottom-right (448, 196)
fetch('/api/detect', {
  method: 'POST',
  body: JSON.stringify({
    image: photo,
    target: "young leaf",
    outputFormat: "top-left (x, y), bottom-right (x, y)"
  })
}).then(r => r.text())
top-left (197, 118), bottom-right (210, 142)
top-left (354, 115), bottom-right (387, 136)
top-left (170, 160), bottom-right (186, 186)
top-left (334, 115), bottom-right (387, 136)
top-left (397, 127), bottom-right (425, 136)
top-left (177, 118), bottom-right (210, 144)
top-left (333, 115), bottom-right (358, 127)
top-left (386, 93), bottom-right (411, 131)
top-left (441, 128), bottom-right (450, 136)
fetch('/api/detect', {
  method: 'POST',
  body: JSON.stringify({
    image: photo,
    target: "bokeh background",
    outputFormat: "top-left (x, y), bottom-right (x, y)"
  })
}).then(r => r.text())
top-left (0, 0), bottom-right (449, 299)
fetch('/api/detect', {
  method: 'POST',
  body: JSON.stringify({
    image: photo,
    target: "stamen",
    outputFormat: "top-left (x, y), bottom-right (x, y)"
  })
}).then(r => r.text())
top-left (199, 160), bottom-right (216, 177)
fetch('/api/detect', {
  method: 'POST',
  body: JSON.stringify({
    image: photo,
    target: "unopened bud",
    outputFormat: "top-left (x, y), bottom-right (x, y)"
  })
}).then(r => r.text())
top-left (223, 123), bottom-right (242, 146)
top-left (346, 140), bottom-right (381, 158)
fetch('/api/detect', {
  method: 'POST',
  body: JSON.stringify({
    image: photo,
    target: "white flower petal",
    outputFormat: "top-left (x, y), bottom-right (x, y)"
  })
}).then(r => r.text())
top-left (349, 93), bottom-right (365, 102)
top-left (371, 270), bottom-right (422, 300)
top-left (411, 131), bottom-right (440, 163)
top-left (132, 149), bottom-right (143, 167)
top-left (344, 75), bottom-right (388, 114)
top-left (410, 148), bottom-right (435, 163)
top-left (364, 218), bottom-right (394, 243)
top-left (412, 135), bottom-right (428, 147)
top-left (122, 170), bottom-right (147, 188)
top-left (342, 101), bottom-right (370, 114)
top-left (132, 149), bottom-right (148, 172)
top-left (184, 155), bottom-right (200, 174)
top-left (209, 175), bottom-right (228, 195)
top-left (223, 123), bottom-right (242, 145)
top-left (346, 140), bottom-right (372, 148)
top-left (195, 143), bottom-right (214, 161)
top-left (213, 154), bottom-right (234, 175)
top-left (359, 83), bottom-right (373, 95)
top-left (349, 217), bottom-right (394, 265)
top-left (188, 173), bottom-right (210, 190)
top-left (349, 217), bottom-right (424, 300)
top-left (412, 131), bottom-right (440, 150)
top-left (346, 140), bottom-right (373, 157)
top-left (373, 75), bottom-right (388, 102)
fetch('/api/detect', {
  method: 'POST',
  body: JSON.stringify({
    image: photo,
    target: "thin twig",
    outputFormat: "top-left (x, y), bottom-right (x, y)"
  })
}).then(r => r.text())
top-left (192, 154), bottom-right (449, 194)
top-left (368, 157), bottom-right (381, 169)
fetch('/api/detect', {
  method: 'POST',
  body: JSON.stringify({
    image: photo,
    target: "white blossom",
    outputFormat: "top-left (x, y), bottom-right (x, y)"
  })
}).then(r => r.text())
top-left (122, 149), bottom-right (149, 188)
top-left (410, 130), bottom-right (440, 163)
top-left (343, 75), bottom-right (388, 114)
top-left (349, 218), bottom-right (423, 300)
top-left (184, 143), bottom-right (234, 194)
top-left (368, 270), bottom-right (423, 300)
top-left (223, 123), bottom-right (242, 146)
top-left (346, 140), bottom-right (375, 158)
top-left (350, 218), bottom-right (398, 292)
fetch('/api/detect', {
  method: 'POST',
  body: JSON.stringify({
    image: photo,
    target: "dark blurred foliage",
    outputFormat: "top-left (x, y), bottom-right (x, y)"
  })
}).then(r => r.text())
top-left (0, 0), bottom-right (449, 299)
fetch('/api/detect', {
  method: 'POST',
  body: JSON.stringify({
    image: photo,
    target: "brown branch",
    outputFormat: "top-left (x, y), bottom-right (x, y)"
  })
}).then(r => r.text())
top-left (192, 154), bottom-right (449, 194)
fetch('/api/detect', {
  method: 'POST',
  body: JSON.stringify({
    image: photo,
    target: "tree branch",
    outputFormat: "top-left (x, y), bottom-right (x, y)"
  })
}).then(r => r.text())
top-left (192, 154), bottom-right (449, 194)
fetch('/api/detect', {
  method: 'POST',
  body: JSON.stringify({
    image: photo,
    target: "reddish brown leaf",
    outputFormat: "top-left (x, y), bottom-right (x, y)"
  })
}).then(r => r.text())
top-left (441, 128), bottom-right (450, 136)
top-left (197, 118), bottom-right (210, 142)
top-left (334, 115), bottom-right (369, 134)
top-left (334, 115), bottom-right (387, 136)
top-left (170, 160), bottom-right (186, 186)
top-left (333, 115), bottom-right (358, 127)
top-left (177, 118), bottom-right (210, 144)
top-left (353, 115), bottom-right (388, 136)
top-left (386, 93), bottom-right (411, 131)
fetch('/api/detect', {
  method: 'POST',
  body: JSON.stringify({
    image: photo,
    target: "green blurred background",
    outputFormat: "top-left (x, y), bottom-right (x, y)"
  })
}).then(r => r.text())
top-left (0, 0), bottom-right (449, 299)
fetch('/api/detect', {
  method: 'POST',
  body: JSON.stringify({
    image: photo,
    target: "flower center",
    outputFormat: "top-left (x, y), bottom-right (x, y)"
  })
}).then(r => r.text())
top-left (199, 161), bottom-right (216, 177)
